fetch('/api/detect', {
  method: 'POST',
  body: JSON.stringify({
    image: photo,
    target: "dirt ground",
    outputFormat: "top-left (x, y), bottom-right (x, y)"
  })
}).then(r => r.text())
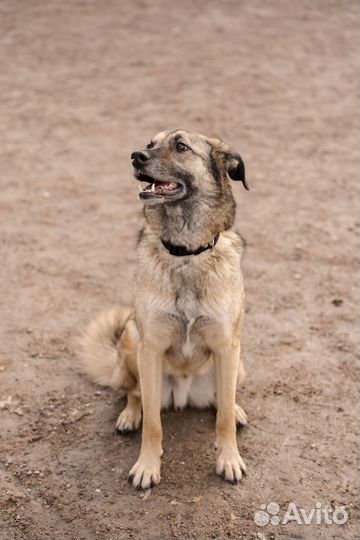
top-left (0, 1), bottom-right (359, 539)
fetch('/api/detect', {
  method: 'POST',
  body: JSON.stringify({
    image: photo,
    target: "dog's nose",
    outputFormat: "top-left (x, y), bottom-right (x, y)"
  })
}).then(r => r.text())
top-left (131, 151), bottom-right (150, 164)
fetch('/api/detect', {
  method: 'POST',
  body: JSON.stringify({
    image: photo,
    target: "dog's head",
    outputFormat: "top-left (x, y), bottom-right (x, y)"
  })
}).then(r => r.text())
top-left (131, 129), bottom-right (249, 206)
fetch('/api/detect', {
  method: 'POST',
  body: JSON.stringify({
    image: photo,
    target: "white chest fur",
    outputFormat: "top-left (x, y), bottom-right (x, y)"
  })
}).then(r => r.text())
top-left (181, 317), bottom-right (196, 358)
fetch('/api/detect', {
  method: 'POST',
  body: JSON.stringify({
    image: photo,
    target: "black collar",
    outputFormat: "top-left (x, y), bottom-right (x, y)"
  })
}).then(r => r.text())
top-left (161, 233), bottom-right (220, 257)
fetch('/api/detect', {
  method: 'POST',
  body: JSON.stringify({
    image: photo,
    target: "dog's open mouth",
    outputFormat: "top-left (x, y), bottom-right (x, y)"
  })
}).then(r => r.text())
top-left (135, 171), bottom-right (184, 200)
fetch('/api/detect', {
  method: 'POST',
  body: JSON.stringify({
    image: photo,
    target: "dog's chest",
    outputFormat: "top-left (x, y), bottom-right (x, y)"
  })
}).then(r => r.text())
top-left (166, 285), bottom-right (211, 366)
top-left (177, 314), bottom-right (197, 359)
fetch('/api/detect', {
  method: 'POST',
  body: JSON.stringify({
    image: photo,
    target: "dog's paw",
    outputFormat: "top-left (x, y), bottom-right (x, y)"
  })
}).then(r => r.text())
top-left (235, 404), bottom-right (248, 427)
top-left (216, 445), bottom-right (246, 484)
top-left (128, 454), bottom-right (161, 490)
top-left (116, 406), bottom-right (142, 434)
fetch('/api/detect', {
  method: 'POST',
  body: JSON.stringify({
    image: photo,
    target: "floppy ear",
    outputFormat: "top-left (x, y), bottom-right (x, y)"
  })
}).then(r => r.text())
top-left (227, 154), bottom-right (249, 190)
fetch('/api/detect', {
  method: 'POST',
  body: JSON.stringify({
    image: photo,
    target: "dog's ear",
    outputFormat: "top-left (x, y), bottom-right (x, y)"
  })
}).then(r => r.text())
top-left (226, 153), bottom-right (249, 190)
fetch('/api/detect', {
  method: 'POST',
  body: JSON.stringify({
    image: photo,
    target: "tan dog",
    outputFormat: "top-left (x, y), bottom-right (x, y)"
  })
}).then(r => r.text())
top-left (79, 129), bottom-right (250, 489)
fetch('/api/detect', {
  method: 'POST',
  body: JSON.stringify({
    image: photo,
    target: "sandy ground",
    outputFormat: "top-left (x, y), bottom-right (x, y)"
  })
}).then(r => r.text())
top-left (0, 1), bottom-right (359, 539)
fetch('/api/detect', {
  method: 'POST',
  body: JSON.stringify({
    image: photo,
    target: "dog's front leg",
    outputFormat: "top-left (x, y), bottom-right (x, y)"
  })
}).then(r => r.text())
top-left (214, 341), bottom-right (246, 484)
top-left (128, 340), bottom-right (163, 490)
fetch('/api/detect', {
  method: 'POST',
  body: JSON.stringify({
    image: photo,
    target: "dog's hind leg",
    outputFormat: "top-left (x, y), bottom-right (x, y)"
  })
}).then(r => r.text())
top-left (234, 403), bottom-right (248, 427)
top-left (115, 321), bottom-right (142, 433)
top-left (234, 355), bottom-right (247, 426)
top-left (116, 387), bottom-right (142, 433)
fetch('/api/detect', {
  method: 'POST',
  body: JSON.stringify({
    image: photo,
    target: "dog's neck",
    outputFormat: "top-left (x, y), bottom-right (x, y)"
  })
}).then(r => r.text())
top-left (144, 194), bottom-right (236, 250)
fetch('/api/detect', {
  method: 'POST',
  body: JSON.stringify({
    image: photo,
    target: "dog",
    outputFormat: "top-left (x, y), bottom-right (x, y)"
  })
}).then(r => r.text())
top-left (79, 129), bottom-right (250, 490)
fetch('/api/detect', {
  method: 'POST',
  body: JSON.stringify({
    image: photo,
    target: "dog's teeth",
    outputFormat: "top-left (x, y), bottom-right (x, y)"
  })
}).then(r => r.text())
top-left (138, 184), bottom-right (142, 192)
top-left (151, 183), bottom-right (156, 192)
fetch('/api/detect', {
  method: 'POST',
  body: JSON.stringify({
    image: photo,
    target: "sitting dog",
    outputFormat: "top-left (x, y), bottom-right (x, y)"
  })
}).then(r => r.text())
top-left (79, 129), bottom-right (250, 489)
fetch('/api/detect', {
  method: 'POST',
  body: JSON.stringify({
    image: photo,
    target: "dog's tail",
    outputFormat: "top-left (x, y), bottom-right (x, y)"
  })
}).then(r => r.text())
top-left (78, 306), bottom-right (135, 390)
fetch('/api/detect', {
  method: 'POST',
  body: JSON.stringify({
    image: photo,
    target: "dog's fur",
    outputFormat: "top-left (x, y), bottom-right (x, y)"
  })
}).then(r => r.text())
top-left (79, 129), bottom-right (249, 489)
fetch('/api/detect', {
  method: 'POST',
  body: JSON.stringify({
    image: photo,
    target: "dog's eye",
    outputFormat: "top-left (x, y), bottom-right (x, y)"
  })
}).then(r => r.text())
top-left (176, 142), bottom-right (188, 153)
top-left (146, 142), bottom-right (154, 149)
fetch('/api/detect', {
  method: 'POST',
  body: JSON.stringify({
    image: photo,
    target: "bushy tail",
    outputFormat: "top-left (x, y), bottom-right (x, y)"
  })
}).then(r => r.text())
top-left (78, 306), bottom-right (134, 390)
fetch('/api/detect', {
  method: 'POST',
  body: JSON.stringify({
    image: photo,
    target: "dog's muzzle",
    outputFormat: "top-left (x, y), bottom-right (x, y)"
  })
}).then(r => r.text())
top-left (131, 151), bottom-right (150, 168)
top-left (131, 151), bottom-right (185, 202)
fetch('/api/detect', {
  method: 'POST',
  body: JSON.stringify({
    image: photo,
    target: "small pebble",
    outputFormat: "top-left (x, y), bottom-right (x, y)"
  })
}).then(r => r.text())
top-left (140, 489), bottom-right (151, 500)
top-left (0, 396), bottom-right (12, 409)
